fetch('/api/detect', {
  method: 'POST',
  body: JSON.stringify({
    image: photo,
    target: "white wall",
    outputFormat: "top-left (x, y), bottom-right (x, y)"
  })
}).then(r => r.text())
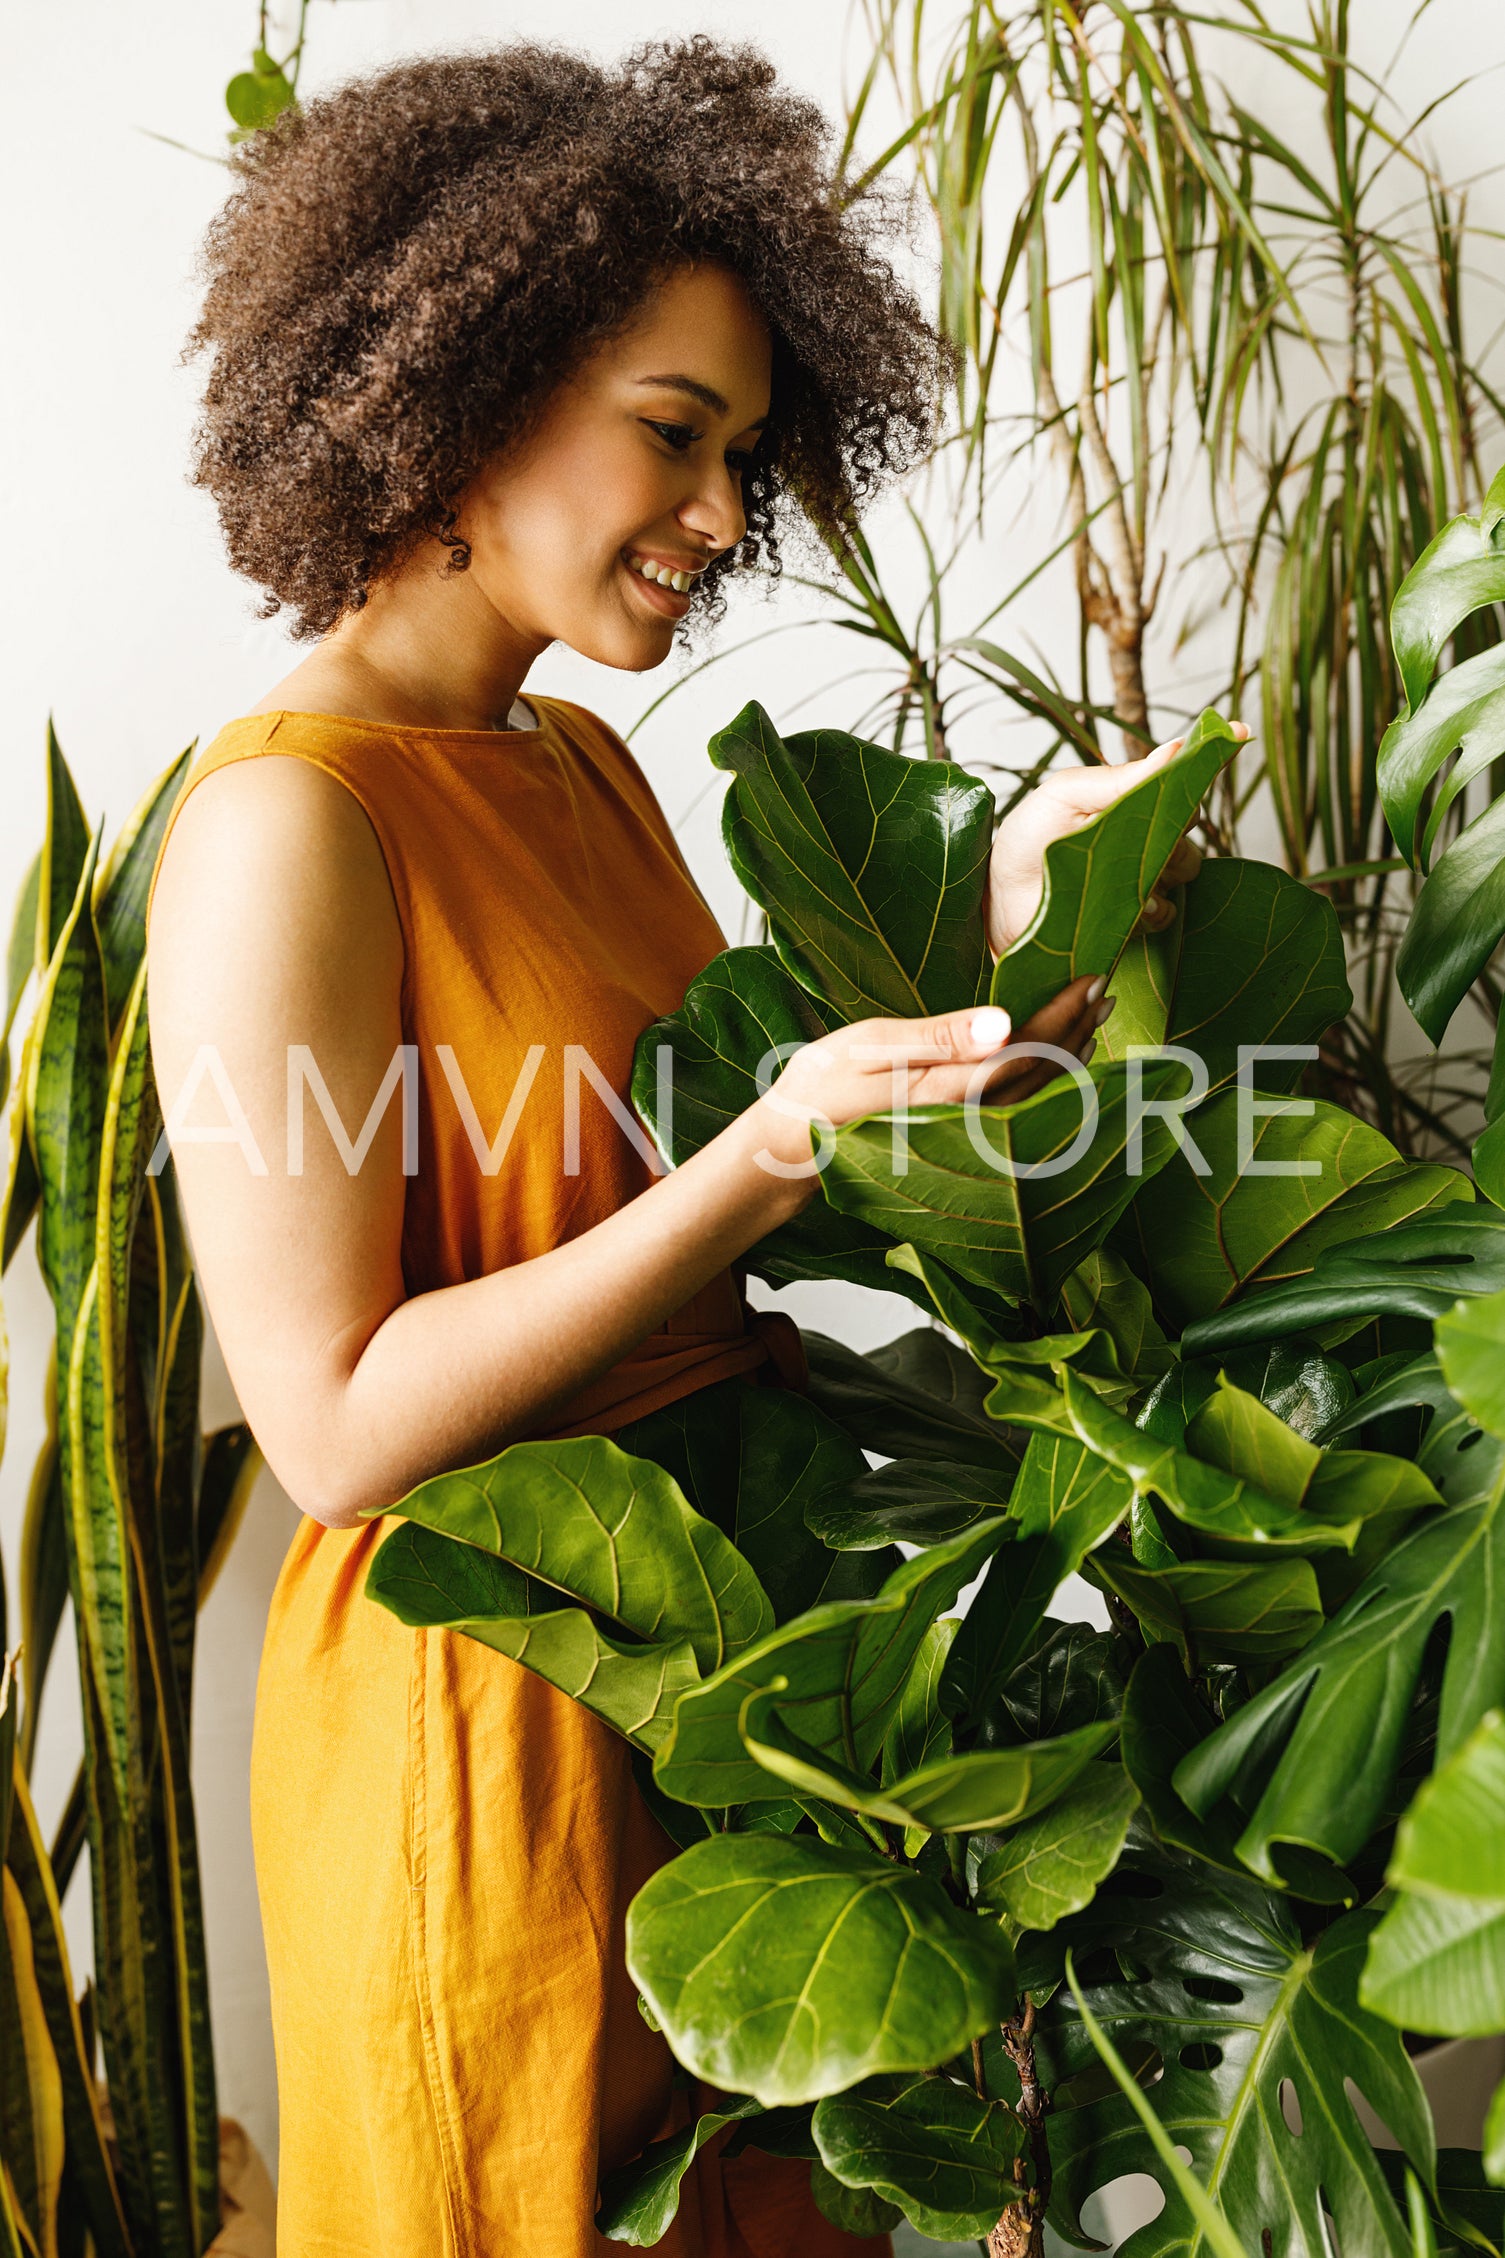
top-left (4, 0), bottom-right (1499, 2175)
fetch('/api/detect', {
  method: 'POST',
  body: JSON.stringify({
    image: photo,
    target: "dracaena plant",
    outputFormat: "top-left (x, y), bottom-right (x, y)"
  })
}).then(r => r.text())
top-left (364, 695), bottom-right (1505, 2255)
top-left (0, 733), bottom-right (260, 2258)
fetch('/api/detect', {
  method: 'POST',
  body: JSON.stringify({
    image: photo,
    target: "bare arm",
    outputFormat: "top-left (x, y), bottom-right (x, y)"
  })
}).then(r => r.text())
top-left (147, 757), bottom-right (1102, 1528)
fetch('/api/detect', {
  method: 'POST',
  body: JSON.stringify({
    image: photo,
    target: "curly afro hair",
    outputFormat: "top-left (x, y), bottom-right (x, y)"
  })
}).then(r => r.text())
top-left (187, 37), bottom-right (949, 639)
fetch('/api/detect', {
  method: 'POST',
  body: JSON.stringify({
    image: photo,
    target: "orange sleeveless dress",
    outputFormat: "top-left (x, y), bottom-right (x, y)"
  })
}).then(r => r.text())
top-left (146, 701), bottom-right (889, 2258)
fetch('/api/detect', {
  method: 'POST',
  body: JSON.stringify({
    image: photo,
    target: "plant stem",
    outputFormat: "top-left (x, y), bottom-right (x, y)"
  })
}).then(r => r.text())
top-left (988, 1997), bottom-right (1051, 2258)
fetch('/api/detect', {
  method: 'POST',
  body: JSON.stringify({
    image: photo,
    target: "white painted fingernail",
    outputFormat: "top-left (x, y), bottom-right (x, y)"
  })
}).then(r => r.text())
top-left (1086, 976), bottom-right (1107, 1005)
top-left (1095, 995), bottom-right (1117, 1028)
top-left (970, 1007), bottom-right (1011, 1049)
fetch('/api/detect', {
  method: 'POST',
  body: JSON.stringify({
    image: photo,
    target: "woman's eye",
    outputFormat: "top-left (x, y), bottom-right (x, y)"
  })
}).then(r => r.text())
top-left (646, 420), bottom-right (698, 451)
top-left (726, 450), bottom-right (755, 476)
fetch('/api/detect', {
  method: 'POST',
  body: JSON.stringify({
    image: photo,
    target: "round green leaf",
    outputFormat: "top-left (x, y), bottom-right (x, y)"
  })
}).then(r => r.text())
top-left (626, 1833), bottom-right (1013, 2106)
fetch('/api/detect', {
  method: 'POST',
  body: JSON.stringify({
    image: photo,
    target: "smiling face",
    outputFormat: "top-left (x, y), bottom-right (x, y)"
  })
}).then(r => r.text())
top-left (453, 262), bottom-right (773, 673)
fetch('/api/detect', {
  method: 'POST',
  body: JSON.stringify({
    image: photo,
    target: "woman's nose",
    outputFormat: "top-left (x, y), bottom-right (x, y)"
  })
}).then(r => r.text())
top-left (679, 465), bottom-right (746, 556)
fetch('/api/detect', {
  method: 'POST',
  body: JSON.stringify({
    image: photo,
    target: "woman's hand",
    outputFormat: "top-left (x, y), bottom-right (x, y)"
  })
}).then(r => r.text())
top-left (746, 975), bottom-right (1112, 1213)
top-left (985, 728), bottom-right (1249, 960)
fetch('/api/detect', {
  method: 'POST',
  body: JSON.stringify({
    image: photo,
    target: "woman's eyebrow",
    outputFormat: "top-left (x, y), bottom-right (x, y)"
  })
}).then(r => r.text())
top-left (636, 374), bottom-right (767, 427)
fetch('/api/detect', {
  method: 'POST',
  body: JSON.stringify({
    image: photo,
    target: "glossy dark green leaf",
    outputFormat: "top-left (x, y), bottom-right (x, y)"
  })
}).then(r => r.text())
top-left (1041, 1861), bottom-right (1435, 2256)
top-left (596, 2098), bottom-right (762, 2244)
top-left (711, 701), bottom-right (995, 1018)
top-left (1362, 1709), bottom-right (1505, 2038)
top-left (652, 1521), bottom-right (1005, 1808)
top-left (367, 1521), bottom-right (700, 1752)
top-left (383, 1434), bottom-right (772, 1673)
top-left (1183, 1199), bottom-right (1500, 1358)
top-left (990, 711), bottom-right (1238, 1024)
top-left (881, 1618), bottom-right (957, 1786)
top-left (1101, 854), bottom-right (1351, 1096)
top-left (1173, 1464), bottom-right (1505, 1882)
top-left (617, 1380), bottom-right (881, 1622)
top-left (630, 947), bottom-right (917, 1301)
top-left (941, 1435), bottom-right (1134, 1728)
top-left (811, 2074), bottom-right (1025, 2239)
top-left (824, 1057), bottom-right (1189, 1314)
top-left (805, 1454), bottom-right (1016, 1550)
top-left (987, 1617), bottom-right (1125, 1745)
top-left (801, 1325), bottom-right (1020, 1472)
top-left (976, 1762), bottom-right (1140, 1932)
top-left (626, 1832), bottom-right (1013, 2105)
top-left (1115, 1090), bottom-right (1470, 1336)
top-left (1120, 1643), bottom-right (1353, 1903)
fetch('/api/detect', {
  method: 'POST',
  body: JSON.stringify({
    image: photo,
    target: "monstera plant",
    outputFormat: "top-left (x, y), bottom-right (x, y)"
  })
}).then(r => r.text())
top-left (363, 686), bottom-right (1505, 2256)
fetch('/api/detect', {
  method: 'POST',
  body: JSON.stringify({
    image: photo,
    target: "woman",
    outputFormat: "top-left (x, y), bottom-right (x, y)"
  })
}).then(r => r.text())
top-left (146, 38), bottom-right (1203, 2257)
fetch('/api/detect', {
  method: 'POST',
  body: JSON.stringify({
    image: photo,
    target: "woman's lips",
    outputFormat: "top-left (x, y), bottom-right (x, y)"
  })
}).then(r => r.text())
top-left (622, 556), bottom-right (692, 616)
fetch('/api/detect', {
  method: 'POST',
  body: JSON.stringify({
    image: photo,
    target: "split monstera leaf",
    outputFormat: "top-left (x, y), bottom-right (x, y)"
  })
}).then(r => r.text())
top-left (362, 699), bottom-right (1505, 2252)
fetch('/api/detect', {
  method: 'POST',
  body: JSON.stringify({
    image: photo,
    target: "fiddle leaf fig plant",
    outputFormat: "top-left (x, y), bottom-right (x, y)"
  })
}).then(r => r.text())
top-left (365, 695), bottom-right (1505, 2252)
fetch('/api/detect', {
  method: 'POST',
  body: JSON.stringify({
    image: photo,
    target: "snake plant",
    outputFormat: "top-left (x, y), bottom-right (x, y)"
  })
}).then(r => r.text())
top-left (0, 730), bottom-right (259, 2258)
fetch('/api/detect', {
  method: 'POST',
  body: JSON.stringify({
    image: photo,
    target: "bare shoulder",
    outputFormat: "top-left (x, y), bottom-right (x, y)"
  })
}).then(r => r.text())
top-left (148, 753), bottom-right (402, 1022)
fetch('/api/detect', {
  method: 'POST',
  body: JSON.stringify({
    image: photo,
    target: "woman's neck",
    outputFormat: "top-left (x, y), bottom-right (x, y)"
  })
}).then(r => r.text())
top-left (250, 555), bottom-right (547, 731)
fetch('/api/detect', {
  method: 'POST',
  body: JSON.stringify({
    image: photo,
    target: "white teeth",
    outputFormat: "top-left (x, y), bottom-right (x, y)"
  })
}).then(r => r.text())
top-left (629, 553), bottom-right (696, 595)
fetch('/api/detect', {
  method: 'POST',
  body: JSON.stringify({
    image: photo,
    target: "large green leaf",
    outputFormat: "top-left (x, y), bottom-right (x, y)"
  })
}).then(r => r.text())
top-left (802, 1325), bottom-right (1022, 1472)
top-left (710, 701), bottom-right (995, 1018)
top-left (1040, 1859), bottom-right (1436, 2257)
top-left (975, 1762), bottom-right (1140, 1932)
top-left (1172, 1462), bottom-right (1505, 1882)
top-left (1059, 1368), bottom-right (1363, 1554)
top-left (366, 1522), bottom-right (700, 1752)
top-left (377, 1435), bottom-right (772, 1674)
top-left (1362, 1709), bottom-right (1505, 2039)
top-left (1100, 854), bottom-right (1351, 1096)
top-left (1115, 1090), bottom-right (1470, 1336)
top-left (1085, 1552), bottom-right (1326, 1664)
top-left (616, 1379), bottom-right (885, 1622)
top-left (1436, 1282), bottom-right (1505, 1437)
top-left (805, 1454), bottom-right (1017, 1550)
top-left (1183, 1200), bottom-right (1500, 1359)
top-left (824, 1057), bottom-right (1190, 1314)
top-left (625, 1832), bottom-right (1013, 2106)
top-left (596, 2098), bottom-right (762, 2244)
top-left (740, 1686), bottom-right (1118, 1833)
top-left (987, 1617), bottom-right (1126, 1745)
top-left (811, 2074), bottom-right (1026, 2240)
top-left (652, 1521), bottom-right (1005, 1807)
top-left (629, 947), bottom-right (921, 1300)
top-left (990, 710), bottom-right (1239, 1024)
top-left (1119, 1644), bottom-right (1352, 1903)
